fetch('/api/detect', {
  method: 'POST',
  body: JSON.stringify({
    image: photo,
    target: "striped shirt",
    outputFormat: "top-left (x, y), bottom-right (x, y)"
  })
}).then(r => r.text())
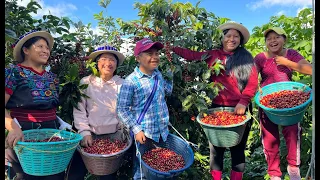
top-left (116, 66), bottom-right (173, 142)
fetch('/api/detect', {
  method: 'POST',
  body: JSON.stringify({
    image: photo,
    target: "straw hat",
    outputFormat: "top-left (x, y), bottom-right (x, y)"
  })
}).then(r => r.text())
top-left (88, 44), bottom-right (125, 65)
top-left (217, 21), bottom-right (250, 44)
top-left (13, 30), bottom-right (54, 63)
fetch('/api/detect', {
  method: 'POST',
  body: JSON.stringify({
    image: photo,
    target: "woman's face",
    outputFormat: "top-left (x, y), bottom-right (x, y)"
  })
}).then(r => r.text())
top-left (23, 38), bottom-right (50, 65)
top-left (97, 53), bottom-right (118, 77)
top-left (222, 29), bottom-right (241, 52)
top-left (265, 31), bottom-right (286, 53)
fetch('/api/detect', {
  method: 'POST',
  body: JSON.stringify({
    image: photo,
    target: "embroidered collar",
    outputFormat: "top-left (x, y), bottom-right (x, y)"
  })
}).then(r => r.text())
top-left (18, 64), bottom-right (46, 75)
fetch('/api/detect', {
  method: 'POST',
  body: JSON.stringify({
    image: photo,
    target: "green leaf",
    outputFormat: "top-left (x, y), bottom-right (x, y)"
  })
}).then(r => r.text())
top-left (193, 22), bottom-right (203, 30)
top-left (80, 93), bottom-right (90, 99)
top-left (195, 1), bottom-right (201, 8)
top-left (5, 29), bottom-right (16, 39)
top-left (69, 65), bottom-right (79, 80)
top-left (200, 53), bottom-right (210, 61)
top-left (92, 67), bottom-right (99, 76)
top-left (62, 19), bottom-right (70, 29)
top-left (27, 1), bottom-right (42, 9)
top-left (194, 82), bottom-right (206, 91)
top-left (79, 84), bottom-right (89, 89)
top-left (211, 60), bottom-right (224, 76)
top-left (304, 44), bottom-right (311, 53)
top-left (194, 98), bottom-right (208, 112)
top-left (202, 69), bottom-right (211, 81)
top-left (296, 40), bottom-right (309, 48)
top-left (182, 95), bottom-right (194, 111)
top-left (182, 95), bottom-right (193, 106)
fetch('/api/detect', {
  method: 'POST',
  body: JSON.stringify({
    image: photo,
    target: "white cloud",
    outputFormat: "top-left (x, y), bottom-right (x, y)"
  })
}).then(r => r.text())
top-left (16, 0), bottom-right (30, 7)
top-left (16, 0), bottom-right (77, 18)
top-left (247, 0), bottom-right (312, 10)
top-left (276, 10), bottom-right (286, 16)
top-left (91, 26), bottom-right (103, 36)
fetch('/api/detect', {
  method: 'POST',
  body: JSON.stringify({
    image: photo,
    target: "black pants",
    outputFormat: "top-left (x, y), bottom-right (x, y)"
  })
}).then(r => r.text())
top-left (5, 119), bottom-right (65, 180)
top-left (209, 103), bottom-right (253, 172)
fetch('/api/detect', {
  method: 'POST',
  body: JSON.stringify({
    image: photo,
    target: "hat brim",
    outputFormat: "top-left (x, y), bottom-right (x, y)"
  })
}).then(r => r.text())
top-left (13, 31), bottom-right (54, 63)
top-left (263, 28), bottom-right (286, 37)
top-left (134, 42), bottom-right (164, 56)
top-left (217, 23), bottom-right (250, 44)
top-left (88, 50), bottom-right (125, 65)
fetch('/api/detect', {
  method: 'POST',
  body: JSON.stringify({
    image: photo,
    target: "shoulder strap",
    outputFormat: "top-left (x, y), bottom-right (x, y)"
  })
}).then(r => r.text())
top-left (136, 75), bottom-right (158, 125)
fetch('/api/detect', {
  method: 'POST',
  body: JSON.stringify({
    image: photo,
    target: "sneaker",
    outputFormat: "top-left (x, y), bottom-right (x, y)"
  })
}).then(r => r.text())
top-left (287, 166), bottom-right (301, 180)
top-left (270, 176), bottom-right (281, 180)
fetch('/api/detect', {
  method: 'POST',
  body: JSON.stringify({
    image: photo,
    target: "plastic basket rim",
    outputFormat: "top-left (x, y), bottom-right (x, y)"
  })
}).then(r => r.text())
top-left (77, 134), bottom-right (133, 157)
top-left (16, 128), bottom-right (83, 145)
top-left (196, 107), bottom-right (251, 128)
top-left (140, 133), bottom-right (195, 176)
top-left (254, 81), bottom-right (312, 112)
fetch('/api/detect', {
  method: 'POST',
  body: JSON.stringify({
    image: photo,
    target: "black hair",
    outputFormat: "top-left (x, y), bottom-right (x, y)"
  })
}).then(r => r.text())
top-left (20, 36), bottom-right (49, 61)
top-left (264, 31), bottom-right (287, 42)
top-left (222, 29), bottom-right (255, 92)
top-left (94, 53), bottom-right (119, 76)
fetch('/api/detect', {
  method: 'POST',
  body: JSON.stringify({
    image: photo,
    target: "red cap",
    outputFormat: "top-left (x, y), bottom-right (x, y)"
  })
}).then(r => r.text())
top-left (134, 38), bottom-right (164, 56)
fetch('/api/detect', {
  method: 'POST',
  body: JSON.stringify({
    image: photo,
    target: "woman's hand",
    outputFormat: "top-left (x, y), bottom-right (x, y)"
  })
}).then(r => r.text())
top-left (6, 128), bottom-right (24, 148)
top-left (81, 135), bottom-right (93, 147)
top-left (274, 56), bottom-right (291, 66)
top-left (5, 148), bottom-right (18, 163)
top-left (234, 103), bottom-right (247, 115)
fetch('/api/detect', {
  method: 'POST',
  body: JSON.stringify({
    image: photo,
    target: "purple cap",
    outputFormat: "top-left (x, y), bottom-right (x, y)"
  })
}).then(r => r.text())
top-left (134, 38), bottom-right (164, 56)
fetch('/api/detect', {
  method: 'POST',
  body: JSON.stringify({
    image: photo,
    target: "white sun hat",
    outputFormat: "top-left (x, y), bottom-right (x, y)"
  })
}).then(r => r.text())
top-left (217, 21), bottom-right (250, 44)
top-left (88, 44), bottom-right (125, 65)
top-left (13, 30), bottom-right (54, 63)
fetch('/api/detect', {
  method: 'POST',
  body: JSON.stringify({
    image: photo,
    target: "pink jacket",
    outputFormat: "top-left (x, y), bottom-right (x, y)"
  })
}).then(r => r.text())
top-left (73, 75), bottom-right (124, 137)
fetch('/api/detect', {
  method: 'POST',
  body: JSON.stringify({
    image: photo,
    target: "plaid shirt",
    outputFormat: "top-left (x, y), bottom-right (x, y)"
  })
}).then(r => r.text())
top-left (116, 67), bottom-right (173, 142)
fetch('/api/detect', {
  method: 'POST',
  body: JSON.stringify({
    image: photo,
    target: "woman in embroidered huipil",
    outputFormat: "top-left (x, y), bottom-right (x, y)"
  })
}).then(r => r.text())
top-left (67, 44), bottom-right (126, 180)
top-left (5, 30), bottom-right (64, 180)
top-left (254, 27), bottom-right (312, 180)
top-left (171, 22), bottom-right (258, 180)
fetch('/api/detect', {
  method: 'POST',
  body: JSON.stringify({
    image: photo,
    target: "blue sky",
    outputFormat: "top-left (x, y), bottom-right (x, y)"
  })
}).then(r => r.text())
top-left (17, 0), bottom-right (312, 33)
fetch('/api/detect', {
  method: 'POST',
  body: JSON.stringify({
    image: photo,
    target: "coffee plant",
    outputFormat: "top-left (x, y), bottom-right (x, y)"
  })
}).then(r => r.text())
top-left (5, 0), bottom-right (313, 179)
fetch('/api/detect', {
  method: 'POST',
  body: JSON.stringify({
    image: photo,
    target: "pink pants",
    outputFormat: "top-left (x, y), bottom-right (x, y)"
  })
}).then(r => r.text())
top-left (259, 108), bottom-right (302, 177)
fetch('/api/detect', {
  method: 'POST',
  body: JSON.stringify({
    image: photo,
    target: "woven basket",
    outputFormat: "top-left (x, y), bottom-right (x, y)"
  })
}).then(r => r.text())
top-left (254, 81), bottom-right (312, 126)
top-left (138, 133), bottom-right (194, 180)
top-left (13, 128), bottom-right (82, 176)
top-left (196, 107), bottom-right (251, 148)
top-left (77, 130), bottom-right (132, 176)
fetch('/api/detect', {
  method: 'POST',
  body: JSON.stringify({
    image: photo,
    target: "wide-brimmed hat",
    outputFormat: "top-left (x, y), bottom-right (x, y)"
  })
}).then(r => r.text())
top-left (88, 44), bottom-right (125, 65)
top-left (134, 38), bottom-right (164, 56)
top-left (264, 27), bottom-right (287, 37)
top-left (13, 30), bottom-right (54, 63)
top-left (217, 21), bottom-right (250, 44)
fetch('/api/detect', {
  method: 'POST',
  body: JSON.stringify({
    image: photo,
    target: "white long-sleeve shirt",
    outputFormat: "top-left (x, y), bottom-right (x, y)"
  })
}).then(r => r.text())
top-left (73, 75), bottom-right (124, 137)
